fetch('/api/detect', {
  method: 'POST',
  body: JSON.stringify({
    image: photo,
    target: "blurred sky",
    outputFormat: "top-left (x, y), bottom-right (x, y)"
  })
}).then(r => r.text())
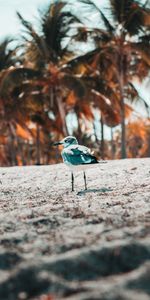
top-left (0, 0), bottom-right (50, 40)
top-left (0, 0), bottom-right (107, 40)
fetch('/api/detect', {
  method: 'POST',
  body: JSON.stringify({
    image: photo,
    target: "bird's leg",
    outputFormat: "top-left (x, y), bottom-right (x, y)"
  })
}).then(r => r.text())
top-left (83, 171), bottom-right (87, 190)
top-left (71, 172), bottom-right (74, 192)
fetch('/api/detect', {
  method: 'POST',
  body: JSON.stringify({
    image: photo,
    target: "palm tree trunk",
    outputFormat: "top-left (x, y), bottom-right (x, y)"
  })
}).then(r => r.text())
top-left (26, 141), bottom-right (31, 165)
top-left (93, 120), bottom-right (99, 143)
top-left (75, 109), bottom-right (83, 144)
top-left (8, 124), bottom-right (18, 166)
top-left (50, 87), bottom-right (68, 136)
top-left (111, 127), bottom-right (115, 159)
top-left (17, 138), bottom-right (26, 165)
top-left (120, 98), bottom-right (126, 158)
top-left (118, 37), bottom-right (127, 159)
top-left (36, 124), bottom-right (41, 165)
top-left (100, 115), bottom-right (104, 159)
top-left (56, 95), bottom-right (69, 136)
top-left (50, 87), bottom-right (54, 108)
top-left (119, 69), bottom-right (127, 159)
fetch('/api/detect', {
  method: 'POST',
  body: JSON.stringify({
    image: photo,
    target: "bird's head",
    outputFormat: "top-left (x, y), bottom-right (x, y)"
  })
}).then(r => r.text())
top-left (54, 136), bottom-right (78, 148)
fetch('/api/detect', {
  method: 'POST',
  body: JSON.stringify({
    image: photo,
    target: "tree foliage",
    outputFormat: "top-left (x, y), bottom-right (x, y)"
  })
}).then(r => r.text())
top-left (0, 0), bottom-right (149, 166)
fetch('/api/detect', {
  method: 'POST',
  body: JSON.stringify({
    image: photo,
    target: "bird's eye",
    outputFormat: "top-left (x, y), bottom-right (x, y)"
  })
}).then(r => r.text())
top-left (64, 139), bottom-right (68, 143)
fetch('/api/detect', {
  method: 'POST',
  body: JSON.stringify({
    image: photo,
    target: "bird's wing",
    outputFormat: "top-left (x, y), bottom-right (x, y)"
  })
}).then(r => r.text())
top-left (72, 144), bottom-right (92, 153)
top-left (62, 145), bottom-right (98, 165)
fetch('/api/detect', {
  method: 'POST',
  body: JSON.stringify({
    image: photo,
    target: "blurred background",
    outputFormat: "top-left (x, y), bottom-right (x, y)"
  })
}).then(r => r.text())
top-left (0, 0), bottom-right (150, 166)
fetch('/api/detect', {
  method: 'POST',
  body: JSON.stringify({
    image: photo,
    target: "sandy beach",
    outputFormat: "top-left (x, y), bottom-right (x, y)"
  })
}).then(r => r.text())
top-left (0, 158), bottom-right (150, 299)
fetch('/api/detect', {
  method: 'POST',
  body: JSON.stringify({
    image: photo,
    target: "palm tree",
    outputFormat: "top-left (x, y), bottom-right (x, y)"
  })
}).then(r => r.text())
top-left (64, 47), bottom-right (132, 158)
top-left (0, 38), bottom-right (20, 165)
top-left (67, 0), bottom-right (150, 158)
top-left (0, 2), bottom-right (87, 165)
top-left (16, 1), bottom-right (86, 137)
top-left (0, 66), bottom-right (42, 165)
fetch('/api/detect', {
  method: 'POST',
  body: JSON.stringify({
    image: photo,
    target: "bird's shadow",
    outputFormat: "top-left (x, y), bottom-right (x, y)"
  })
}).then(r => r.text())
top-left (77, 187), bottom-right (113, 196)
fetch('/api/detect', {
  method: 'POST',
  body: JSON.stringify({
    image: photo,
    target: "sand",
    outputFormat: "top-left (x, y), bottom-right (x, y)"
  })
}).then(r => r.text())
top-left (0, 158), bottom-right (150, 300)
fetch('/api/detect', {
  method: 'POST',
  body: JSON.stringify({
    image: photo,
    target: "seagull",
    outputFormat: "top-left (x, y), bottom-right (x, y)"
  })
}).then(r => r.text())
top-left (54, 136), bottom-right (105, 192)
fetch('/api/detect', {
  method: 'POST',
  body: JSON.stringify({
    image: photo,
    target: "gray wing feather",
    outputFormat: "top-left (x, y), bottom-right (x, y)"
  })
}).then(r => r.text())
top-left (62, 145), bottom-right (98, 165)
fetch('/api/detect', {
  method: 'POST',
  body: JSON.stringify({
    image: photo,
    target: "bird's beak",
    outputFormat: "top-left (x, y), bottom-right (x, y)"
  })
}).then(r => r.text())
top-left (53, 141), bottom-right (63, 146)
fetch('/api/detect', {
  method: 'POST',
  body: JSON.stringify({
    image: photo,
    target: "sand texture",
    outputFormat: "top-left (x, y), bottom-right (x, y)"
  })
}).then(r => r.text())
top-left (0, 158), bottom-right (150, 300)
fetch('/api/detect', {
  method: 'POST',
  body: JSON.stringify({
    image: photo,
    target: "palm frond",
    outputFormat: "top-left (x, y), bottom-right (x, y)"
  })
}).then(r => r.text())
top-left (62, 48), bottom-right (100, 71)
top-left (110, 0), bottom-right (150, 35)
top-left (0, 38), bottom-right (17, 71)
top-left (129, 82), bottom-right (150, 115)
top-left (98, 9), bottom-right (115, 34)
top-left (131, 42), bottom-right (150, 66)
top-left (40, 2), bottom-right (83, 60)
top-left (124, 4), bottom-right (149, 35)
top-left (41, 2), bottom-right (67, 58)
top-left (17, 12), bottom-right (49, 61)
top-left (61, 74), bottom-right (86, 97)
top-left (77, 0), bottom-right (115, 33)
top-left (110, 0), bottom-right (133, 24)
top-left (0, 67), bottom-right (40, 98)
